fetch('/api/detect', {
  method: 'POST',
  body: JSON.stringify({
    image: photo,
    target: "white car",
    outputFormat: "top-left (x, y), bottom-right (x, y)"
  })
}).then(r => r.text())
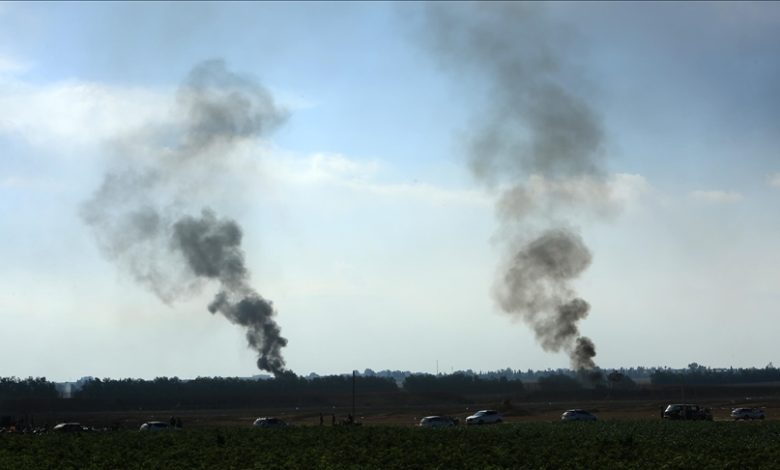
top-left (253, 417), bottom-right (287, 428)
top-left (465, 410), bottom-right (503, 425)
top-left (561, 409), bottom-right (598, 422)
top-left (419, 416), bottom-right (457, 428)
top-left (731, 408), bottom-right (764, 420)
top-left (139, 421), bottom-right (177, 432)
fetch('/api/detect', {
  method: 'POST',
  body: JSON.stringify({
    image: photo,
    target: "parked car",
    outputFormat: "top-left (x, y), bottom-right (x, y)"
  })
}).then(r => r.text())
top-left (465, 410), bottom-right (503, 425)
top-left (419, 416), bottom-right (457, 428)
top-left (663, 404), bottom-right (713, 421)
top-left (139, 421), bottom-right (177, 432)
top-left (253, 417), bottom-right (287, 428)
top-left (561, 409), bottom-right (598, 422)
top-left (52, 422), bottom-right (85, 433)
top-left (730, 408), bottom-right (764, 420)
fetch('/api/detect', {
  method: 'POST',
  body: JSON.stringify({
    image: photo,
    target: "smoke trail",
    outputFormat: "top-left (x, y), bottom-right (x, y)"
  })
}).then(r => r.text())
top-left (419, 3), bottom-right (604, 370)
top-left (81, 59), bottom-right (289, 374)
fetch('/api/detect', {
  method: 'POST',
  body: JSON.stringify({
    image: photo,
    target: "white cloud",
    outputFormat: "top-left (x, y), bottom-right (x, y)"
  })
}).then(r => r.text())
top-left (0, 72), bottom-right (488, 210)
top-left (609, 173), bottom-right (651, 204)
top-left (263, 153), bottom-right (652, 213)
top-left (265, 151), bottom-right (490, 207)
top-left (689, 190), bottom-right (744, 203)
top-left (0, 55), bottom-right (30, 75)
top-left (768, 173), bottom-right (780, 188)
top-left (346, 179), bottom-right (489, 206)
top-left (274, 152), bottom-right (380, 184)
top-left (0, 78), bottom-right (170, 148)
top-left (0, 74), bottom-right (313, 151)
top-left (0, 72), bottom-right (653, 216)
top-left (0, 175), bottom-right (64, 192)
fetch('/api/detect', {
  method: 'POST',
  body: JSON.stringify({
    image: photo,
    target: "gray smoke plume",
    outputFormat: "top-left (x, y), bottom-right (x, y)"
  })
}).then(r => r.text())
top-left (178, 59), bottom-right (287, 151)
top-left (81, 59), bottom-right (289, 375)
top-left (419, 3), bottom-right (604, 370)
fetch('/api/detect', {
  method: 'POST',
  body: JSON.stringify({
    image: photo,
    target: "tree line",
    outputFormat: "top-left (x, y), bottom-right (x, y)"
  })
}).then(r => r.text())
top-left (1, 374), bottom-right (526, 409)
top-left (3, 364), bottom-right (780, 411)
top-left (650, 363), bottom-right (780, 385)
top-left (0, 377), bottom-right (58, 401)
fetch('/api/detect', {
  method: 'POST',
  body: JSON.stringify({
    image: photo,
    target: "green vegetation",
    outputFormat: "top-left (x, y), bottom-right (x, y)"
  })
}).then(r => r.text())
top-left (1, 421), bottom-right (778, 469)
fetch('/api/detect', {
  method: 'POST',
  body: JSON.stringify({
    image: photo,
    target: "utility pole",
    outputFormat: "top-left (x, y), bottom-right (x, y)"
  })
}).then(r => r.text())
top-left (351, 370), bottom-right (356, 420)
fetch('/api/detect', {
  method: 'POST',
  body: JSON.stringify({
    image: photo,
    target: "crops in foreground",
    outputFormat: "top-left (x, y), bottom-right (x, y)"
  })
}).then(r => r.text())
top-left (1, 421), bottom-right (778, 469)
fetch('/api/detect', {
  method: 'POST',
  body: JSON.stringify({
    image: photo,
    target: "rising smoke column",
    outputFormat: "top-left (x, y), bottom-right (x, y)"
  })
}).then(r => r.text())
top-left (172, 210), bottom-right (287, 374)
top-left (81, 60), bottom-right (289, 375)
top-left (419, 3), bottom-right (605, 370)
top-left (498, 230), bottom-right (596, 370)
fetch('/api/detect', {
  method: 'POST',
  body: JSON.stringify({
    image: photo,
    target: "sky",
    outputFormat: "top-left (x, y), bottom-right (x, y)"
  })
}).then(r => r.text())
top-left (1, 2), bottom-right (779, 381)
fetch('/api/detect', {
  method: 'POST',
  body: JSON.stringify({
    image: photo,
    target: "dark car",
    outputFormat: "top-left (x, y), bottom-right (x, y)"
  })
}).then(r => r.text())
top-left (139, 421), bottom-right (178, 432)
top-left (663, 404), bottom-right (712, 421)
top-left (561, 409), bottom-right (598, 422)
top-left (253, 417), bottom-right (287, 428)
top-left (52, 422), bottom-right (85, 433)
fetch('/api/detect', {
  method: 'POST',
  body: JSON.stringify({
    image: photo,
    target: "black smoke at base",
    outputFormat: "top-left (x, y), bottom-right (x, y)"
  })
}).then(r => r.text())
top-left (81, 60), bottom-right (289, 375)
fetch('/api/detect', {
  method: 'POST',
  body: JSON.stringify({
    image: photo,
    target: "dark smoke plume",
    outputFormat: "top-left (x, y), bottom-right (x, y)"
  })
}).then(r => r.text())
top-left (81, 60), bottom-right (289, 375)
top-left (172, 210), bottom-right (288, 373)
top-left (419, 3), bottom-right (604, 370)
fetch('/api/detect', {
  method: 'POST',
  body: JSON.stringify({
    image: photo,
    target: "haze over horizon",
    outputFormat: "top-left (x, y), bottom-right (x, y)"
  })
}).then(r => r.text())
top-left (1, 2), bottom-right (779, 382)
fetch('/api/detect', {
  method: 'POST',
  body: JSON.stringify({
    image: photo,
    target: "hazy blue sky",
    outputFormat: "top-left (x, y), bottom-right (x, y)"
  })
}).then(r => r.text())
top-left (1, 2), bottom-right (779, 380)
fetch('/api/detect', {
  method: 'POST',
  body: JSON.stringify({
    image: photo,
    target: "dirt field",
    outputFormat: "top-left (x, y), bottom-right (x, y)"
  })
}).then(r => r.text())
top-left (7, 390), bottom-right (780, 468)
top-left (26, 393), bottom-right (780, 430)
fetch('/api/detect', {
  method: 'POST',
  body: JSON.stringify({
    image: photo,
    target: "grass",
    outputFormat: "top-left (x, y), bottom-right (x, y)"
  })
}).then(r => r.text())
top-left (1, 421), bottom-right (778, 469)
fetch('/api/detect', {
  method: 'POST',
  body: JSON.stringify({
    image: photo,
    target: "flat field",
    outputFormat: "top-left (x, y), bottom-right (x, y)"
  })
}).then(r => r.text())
top-left (2, 421), bottom-right (778, 469)
top-left (26, 395), bottom-right (780, 429)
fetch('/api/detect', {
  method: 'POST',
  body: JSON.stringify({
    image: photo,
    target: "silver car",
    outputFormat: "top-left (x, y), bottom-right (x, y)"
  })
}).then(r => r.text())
top-left (731, 408), bottom-right (764, 420)
top-left (561, 409), bottom-right (597, 422)
top-left (465, 410), bottom-right (503, 425)
top-left (419, 416), bottom-right (457, 428)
